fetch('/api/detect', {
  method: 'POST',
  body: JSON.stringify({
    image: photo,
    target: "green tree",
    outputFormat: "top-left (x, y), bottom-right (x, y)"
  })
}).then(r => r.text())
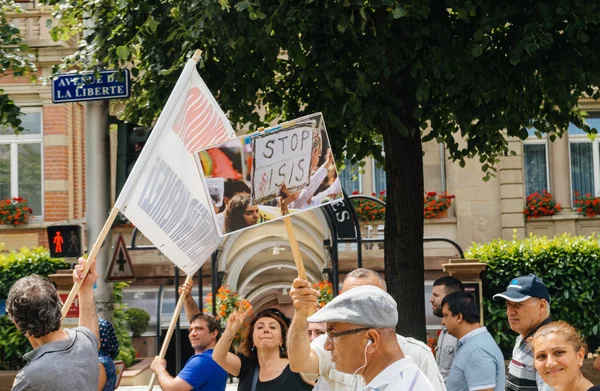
top-left (43, 0), bottom-right (600, 340)
top-left (0, 1), bottom-right (36, 131)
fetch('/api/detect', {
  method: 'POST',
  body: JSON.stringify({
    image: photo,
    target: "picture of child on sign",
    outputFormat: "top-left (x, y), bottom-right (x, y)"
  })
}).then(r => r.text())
top-left (195, 112), bottom-right (342, 236)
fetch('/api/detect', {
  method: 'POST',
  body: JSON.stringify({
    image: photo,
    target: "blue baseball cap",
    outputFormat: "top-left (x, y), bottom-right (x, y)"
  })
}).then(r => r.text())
top-left (493, 274), bottom-right (550, 303)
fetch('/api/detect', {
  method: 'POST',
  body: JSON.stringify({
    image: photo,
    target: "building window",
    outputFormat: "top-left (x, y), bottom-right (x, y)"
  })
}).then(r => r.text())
top-left (523, 128), bottom-right (549, 196)
top-left (569, 114), bottom-right (600, 203)
top-left (339, 158), bottom-right (362, 194)
top-left (0, 110), bottom-right (43, 217)
top-left (372, 160), bottom-right (386, 195)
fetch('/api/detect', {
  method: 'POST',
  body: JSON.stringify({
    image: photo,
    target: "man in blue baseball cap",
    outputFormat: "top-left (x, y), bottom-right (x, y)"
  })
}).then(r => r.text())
top-left (493, 274), bottom-right (552, 391)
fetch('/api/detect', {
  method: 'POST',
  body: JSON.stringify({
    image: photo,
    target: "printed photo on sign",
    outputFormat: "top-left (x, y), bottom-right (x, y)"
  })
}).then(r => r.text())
top-left (195, 112), bottom-right (342, 236)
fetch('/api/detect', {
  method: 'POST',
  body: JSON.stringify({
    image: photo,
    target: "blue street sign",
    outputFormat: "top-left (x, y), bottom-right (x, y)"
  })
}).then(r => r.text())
top-left (0, 299), bottom-right (5, 316)
top-left (52, 69), bottom-right (131, 103)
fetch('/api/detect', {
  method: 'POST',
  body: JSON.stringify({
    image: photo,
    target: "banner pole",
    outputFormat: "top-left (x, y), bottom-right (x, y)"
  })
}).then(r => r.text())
top-left (147, 273), bottom-right (194, 391)
top-left (192, 49), bottom-right (202, 62)
top-left (283, 216), bottom-right (307, 280)
top-left (61, 207), bottom-right (119, 320)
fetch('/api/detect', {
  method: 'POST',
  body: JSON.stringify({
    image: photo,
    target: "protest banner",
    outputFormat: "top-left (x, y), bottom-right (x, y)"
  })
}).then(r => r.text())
top-left (114, 50), bottom-right (236, 275)
top-left (111, 50), bottom-right (235, 390)
top-left (195, 112), bottom-right (342, 236)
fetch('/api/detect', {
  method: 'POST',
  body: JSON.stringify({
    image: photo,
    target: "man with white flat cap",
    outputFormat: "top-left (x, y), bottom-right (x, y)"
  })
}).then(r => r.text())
top-left (306, 285), bottom-right (435, 391)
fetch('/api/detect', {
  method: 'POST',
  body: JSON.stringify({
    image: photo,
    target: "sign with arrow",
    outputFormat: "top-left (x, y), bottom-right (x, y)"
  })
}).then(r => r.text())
top-left (106, 233), bottom-right (135, 282)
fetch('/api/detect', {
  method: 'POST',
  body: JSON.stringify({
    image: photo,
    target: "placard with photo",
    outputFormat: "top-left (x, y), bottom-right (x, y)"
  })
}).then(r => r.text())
top-left (195, 113), bottom-right (342, 236)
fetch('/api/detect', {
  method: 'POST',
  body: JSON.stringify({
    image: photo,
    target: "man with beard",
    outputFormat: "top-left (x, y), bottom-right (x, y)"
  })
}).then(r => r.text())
top-left (151, 313), bottom-right (227, 391)
top-left (429, 276), bottom-right (464, 382)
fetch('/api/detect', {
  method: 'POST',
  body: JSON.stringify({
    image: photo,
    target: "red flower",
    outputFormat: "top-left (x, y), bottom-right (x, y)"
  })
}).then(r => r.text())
top-left (573, 192), bottom-right (600, 218)
top-left (523, 191), bottom-right (561, 220)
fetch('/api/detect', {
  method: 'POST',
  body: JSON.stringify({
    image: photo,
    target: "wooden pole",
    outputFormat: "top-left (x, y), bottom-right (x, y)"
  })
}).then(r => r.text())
top-left (283, 216), bottom-right (307, 280)
top-left (61, 207), bottom-right (119, 320)
top-left (192, 49), bottom-right (202, 62)
top-left (262, 122), bottom-right (307, 281)
top-left (147, 273), bottom-right (194, 391)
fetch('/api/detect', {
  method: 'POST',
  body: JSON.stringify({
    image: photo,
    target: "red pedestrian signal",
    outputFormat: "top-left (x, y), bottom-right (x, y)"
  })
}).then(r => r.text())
top-left (47, 225), bottom-right (82, 258)
top-left (53, 231), bottom-right (64, 253)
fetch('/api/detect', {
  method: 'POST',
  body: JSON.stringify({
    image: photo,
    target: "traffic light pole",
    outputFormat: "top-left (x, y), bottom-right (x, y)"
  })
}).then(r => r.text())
top-left (86, 99), bottom-right (113, 320)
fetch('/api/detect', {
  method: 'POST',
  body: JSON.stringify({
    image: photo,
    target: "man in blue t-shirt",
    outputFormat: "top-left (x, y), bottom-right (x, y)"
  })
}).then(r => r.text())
top-left (151, 313), bottom-right (227, 391)
top-left (442, 291), bottom-right (505, 391)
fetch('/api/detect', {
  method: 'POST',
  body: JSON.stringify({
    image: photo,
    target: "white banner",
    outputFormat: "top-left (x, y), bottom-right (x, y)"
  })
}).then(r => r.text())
top-left (115, 58), bottom-right (235, 274)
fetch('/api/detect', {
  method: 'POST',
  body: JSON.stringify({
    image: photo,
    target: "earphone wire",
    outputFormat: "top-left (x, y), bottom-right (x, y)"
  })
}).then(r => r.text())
top-left (352, 341), bottom-right (370, 376)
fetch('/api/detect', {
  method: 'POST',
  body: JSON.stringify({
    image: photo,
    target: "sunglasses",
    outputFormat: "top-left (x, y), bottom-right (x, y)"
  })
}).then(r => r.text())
top-left (256, 308), bottom-right (291, 327)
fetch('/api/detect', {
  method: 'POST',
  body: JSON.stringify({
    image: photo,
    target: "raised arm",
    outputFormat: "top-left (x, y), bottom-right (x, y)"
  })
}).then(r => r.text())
top-left (212, 307), bottom-right (252, 376)
top-left (73, 256), bottom-right (100, 344)
top-left (287, 278), bottom-right (321, 373)
top-left (151, 357), bottom-right (193, 391)
top-left (179, 280), bottom-right (201, 322)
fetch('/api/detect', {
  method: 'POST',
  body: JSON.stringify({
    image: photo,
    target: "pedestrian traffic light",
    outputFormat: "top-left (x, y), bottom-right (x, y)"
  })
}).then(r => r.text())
top-left (116, 122), bottom-right (153, 197)
top-left (47, 225), bottom-right (82, 258)
top-left (128, 126), bottom-right (153, 173)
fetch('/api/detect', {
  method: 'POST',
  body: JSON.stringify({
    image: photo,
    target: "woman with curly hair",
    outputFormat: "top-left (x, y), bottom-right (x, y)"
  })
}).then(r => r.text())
top-left (223, 193), bottom-right (259, 233)
top-left (213, 307), bottom-right (312, 391)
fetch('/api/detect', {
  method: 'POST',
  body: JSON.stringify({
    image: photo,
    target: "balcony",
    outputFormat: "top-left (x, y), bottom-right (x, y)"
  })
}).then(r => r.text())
top-left (6, 3), bottom-right (77, 48)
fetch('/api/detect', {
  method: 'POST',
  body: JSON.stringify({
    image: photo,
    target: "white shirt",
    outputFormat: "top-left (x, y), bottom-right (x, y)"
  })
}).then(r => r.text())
top-left (305, 334), bottom-right (446, 391)
top-left (362, 356), bottom-right (436, 391)
top-left (289, 164), bottom-right (328, 209)
top-left (310, 178), bottom-right (342, 206)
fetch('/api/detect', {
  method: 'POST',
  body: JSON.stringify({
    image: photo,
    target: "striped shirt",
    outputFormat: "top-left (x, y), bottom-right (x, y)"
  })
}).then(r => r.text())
top-left (506, 318), bottom-right (553, 391)
top-left (362, 357), bottom-right (435, 391)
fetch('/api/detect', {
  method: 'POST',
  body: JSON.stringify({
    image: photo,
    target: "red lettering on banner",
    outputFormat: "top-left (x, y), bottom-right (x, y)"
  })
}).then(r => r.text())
top-left (172, 88), bottom-right (230, 152)
top-left (59, 293), bottom-right (79, 318)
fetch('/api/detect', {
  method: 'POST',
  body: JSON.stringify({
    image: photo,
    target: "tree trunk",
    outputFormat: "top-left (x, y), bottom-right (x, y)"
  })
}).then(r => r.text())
top-left (382, 119), bottom-right (426, 342)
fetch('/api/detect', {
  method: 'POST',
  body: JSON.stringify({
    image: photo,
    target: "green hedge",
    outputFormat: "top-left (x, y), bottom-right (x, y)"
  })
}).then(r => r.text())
top-left (467, 233), bottom-right (600, 357)
top-left (0, 246), bottom-right (69, 369)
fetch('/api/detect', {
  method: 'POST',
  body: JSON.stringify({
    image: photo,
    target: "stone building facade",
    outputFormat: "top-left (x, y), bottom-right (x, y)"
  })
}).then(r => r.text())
top-left (3, 2), bottom-right (600, 356)
top-left (1, 2), bottom-right (86, 250)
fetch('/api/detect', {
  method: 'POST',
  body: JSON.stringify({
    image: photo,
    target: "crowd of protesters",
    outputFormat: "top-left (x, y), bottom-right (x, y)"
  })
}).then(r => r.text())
top-left (5, 257), bottom-right (600, 391)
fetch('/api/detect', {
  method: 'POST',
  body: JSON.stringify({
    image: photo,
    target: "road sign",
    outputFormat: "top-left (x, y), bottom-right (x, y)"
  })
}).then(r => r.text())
top-left (106, 233), bottom-right (135, 282)
top-left (59, 294), bottom-right (79, 318)
top-left (52, 69), bottom-right (131, 103)
top-left (47, 225), bottom-right (82, 258)
top-left (0, 299), bottom-right (5, 316)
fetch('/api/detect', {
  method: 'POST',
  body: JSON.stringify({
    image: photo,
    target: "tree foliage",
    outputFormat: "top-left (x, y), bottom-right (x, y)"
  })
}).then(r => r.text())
top-left (0, 1), bottom-right (36, 132)
top-left (43, 0), bottom-right (600, 339)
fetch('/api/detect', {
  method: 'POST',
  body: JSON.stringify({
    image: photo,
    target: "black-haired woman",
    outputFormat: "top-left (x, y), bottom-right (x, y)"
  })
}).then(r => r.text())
top-left (213, 307), bottom-right (312, 391)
